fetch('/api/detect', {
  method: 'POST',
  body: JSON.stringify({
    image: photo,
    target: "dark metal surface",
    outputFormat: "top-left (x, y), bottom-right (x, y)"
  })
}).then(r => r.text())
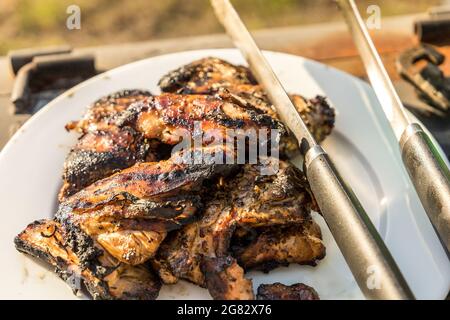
top-left (400, 123), bottom-right (450, 252)
top-left (305, 146), bottom-right (415, 299)
top-left (397, 44), bottom-right (450, 114)
top-left (10, 53), bottom-right (96, 114)
top-left (415, 18), bottom-right (450, 45)
top-left (212, 0), bottom-right (414, 300)
top-left (8, 45), bottom-right (72, 75)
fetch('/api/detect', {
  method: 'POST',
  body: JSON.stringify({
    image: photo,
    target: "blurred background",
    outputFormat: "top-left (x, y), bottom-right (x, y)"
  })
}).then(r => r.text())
top-left (0, 0), bottom-right (442, 55)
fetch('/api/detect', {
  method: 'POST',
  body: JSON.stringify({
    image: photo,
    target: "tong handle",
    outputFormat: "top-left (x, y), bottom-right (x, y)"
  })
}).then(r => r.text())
top-left (400, 124), bottom-right (450, 251)
top-left (305, 146), bottom-right (415, 299)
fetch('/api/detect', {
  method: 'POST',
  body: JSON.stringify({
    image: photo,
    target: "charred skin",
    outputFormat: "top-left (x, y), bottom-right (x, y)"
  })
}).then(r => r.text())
top-left (66, 89), bottom-right (153, 133)
top-left (153, 161), bottom-right (320, 292)
top-left (60, 90), bottom-right (154, 200)
top-left (58, 149), bottom-right (236, 265)
top-left (14, 220), bottom-right (161, 300)
top-left (290, 94), bottom-right (335, 145)
top-left (230, 161), bottom-right (317, 227)
top-left (60, 91), bottom-right (283, 201)
top-left (257, 282), bottom-right (319, 300)
top-left (58, 199), bottom-right (197, 266)
top-left (62, 149), bottom-right (236, 210)
top-left (158, 57), bottom-right (257, 94)
top-left (153, 197), bottom-right (236, 286)
top-left (116, 93), bottom-right (284, 145)
top-left (158, 57), bottom-right (335, 151)
top-left (201, 256), bottom-right (254, 300)
top-left (60, 126), bottom-right (156, 201)
top-left (231, 220), bottom-right (326, 272)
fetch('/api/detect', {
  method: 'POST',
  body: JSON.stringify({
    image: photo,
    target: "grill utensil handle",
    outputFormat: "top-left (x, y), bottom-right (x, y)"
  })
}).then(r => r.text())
top-left (400, 124), bottom-right (450, 251)
top-left (305, 145), bottom-right (415, 299)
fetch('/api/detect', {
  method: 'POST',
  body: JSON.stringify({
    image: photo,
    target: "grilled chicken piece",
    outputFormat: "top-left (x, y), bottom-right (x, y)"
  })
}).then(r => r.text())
top-left (62, 146), bottom-right (235, 210)
top-left (158, 57), bottom-right (257, 94)
top-left (60, 90), bottom-right (154, 200)
top-left (158, 57), bottom-right (335, 147)
top-left (60, 127), bottom-right (155, 201)
top-left (256, 283), bottom-right (319, 300)
top-left (59, 201), bottom-right (194, 266)
top-left (116, 93), bottom-right (283, 144)
top-left (66, 89), bottom-right (152, 133)
top-left (231, 220), bottom-right (325, 272)
top-left (153, 160), bottom-right (317, 294)
top-left (61, 59), bottom-right (334, 199)
top-left (60, 91), bottom-right (283, 200)
top-left (289, 95), bottom-right (335, 145)
top-left (152, 198), bottom-right (234, 286)
top-left (57, 147), bottom-right (236, 266)
top-left (14, 220), bottom-right (161, 300)
top-left (201, 256), bottom-right (254, 300)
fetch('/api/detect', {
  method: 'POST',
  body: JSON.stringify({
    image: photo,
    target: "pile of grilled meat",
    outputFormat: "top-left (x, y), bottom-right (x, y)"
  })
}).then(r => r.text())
top-left (14, 57), bottom-right (335, 300)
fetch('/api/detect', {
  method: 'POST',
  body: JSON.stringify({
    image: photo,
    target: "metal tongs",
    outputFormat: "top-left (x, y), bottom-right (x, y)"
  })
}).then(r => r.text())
top-left (337, 0), bottom-right (450, 253)
top-left (210, 0), bottom-right (414, 299)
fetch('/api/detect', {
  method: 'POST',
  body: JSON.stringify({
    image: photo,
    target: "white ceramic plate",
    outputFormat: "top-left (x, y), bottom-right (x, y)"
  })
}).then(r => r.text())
top-left (0, 49), bottom-right (448, 300)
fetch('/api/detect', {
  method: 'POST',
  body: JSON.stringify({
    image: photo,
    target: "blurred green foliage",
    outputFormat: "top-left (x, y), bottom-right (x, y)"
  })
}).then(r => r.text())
top-left (0, 0), bottom-right (441, 55)
top-left (17, 0), bottom-right (66, 31)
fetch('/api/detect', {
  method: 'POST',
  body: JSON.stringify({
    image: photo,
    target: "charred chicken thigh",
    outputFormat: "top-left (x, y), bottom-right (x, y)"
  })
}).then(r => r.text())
top-left (15, 220), bottom-right (161, 300)
top-left (231, 220), bottom-right (326, 272)
top-left (257, 282), bottom-right (319, 300)
top-left (60, 91), bottom-right (283, 200)
top-left (57, 147), bottom-right (236, 266)
top-left (153, 160), bottom-right (324, 299)
top-left (158, 57), bottom-right (335, 150)
top-left (60, 90), bottom-right (154, 200)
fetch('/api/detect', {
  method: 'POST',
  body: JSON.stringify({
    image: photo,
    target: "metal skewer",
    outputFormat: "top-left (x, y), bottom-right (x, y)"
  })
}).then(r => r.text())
top-left (337, 0), bottom-right (450, 253)
top-left (210, 0), bottom-right (415, 300)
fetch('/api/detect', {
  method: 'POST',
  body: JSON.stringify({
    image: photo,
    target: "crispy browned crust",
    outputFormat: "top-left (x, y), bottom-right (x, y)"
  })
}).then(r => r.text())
top-left (116, 93), bottom-right (284, 143)
top-left (152, 198), bottom-right (235, 286)
top-left (201, 256), bottom-right (254, 300)
top-left (60, 89), bottom-right (284, 201)
top-left (290, 94), bottom-right (335, 144)
top-left (158, 57), bottom-right (257, 94)
top-left (61, 152), bottom-right (235, 211)
top-left (14, 219), bottom-right (161, 300)
top-left (60, 90), bottom-right (154, 200)
top-left (257, 282), bottom-right (319, 300)
top-left (59, 127), bottom-right (153, 200)
top-left (153, 161), bottom-right (319, 287)
top-left (231, 220), bottom-right (326, 272)
top-left (57, 195), bottom-right (199, 266)
top-left (67, 89), bottom-right (153, 133)
top-left (57, 148), bottom-right (236, 265)
top-left (158, 57), bottom-right (335, 151)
